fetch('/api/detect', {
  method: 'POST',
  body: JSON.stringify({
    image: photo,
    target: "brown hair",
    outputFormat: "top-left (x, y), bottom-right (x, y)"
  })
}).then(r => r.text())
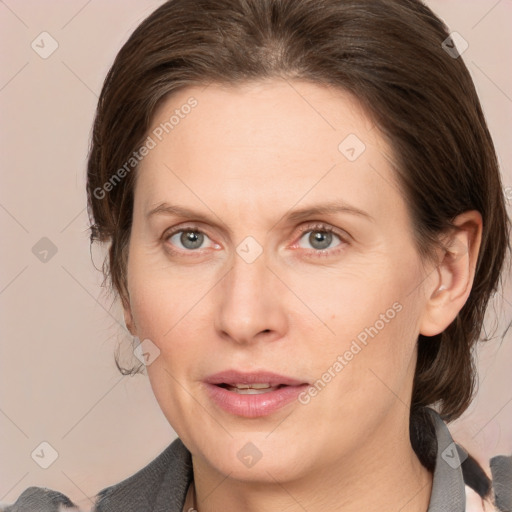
top-left (86, 0), bottom-right (510, 469)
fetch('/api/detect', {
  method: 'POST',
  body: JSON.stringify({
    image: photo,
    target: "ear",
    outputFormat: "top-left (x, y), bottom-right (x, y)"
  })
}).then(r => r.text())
top-left (419, 210), bottom-right (483, 337)
top-left (122, 294), bottom-right (138, 337)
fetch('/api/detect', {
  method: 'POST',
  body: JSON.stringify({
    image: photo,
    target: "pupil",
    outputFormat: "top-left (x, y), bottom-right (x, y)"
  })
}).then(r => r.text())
top-left (310, 231), bottom-right (332, 250)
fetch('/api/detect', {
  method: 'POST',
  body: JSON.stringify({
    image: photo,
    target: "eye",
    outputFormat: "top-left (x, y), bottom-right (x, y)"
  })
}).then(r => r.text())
top-left (162, 223), bottom-right (347, 256)
top-left (296, 223), bottom-right (346, 253)
top-left (165, 226), bottom-right (217, 252)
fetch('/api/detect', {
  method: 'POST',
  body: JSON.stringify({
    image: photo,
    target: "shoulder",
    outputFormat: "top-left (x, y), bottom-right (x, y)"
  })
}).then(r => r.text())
top-left (1, 438), bottom-right (192, 512)
top-left (0, 486), bottom-right (80, 511)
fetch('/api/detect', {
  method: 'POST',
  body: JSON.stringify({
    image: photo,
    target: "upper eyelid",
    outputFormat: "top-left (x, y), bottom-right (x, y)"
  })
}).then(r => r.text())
top-left (296, 223), bottom-right (346, 237)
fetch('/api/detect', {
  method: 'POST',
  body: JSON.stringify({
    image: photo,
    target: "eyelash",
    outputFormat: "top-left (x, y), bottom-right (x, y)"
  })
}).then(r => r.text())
top-left (162, 222), bottom-right (349, 258)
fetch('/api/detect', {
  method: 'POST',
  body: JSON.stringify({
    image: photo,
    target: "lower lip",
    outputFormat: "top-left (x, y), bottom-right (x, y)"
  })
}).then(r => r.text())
top-left (204, 383), bottom-right (309, 418)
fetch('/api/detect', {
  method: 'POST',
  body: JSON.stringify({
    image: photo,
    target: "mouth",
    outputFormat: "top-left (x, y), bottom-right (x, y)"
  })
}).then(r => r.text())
top-left (204, 370), bottom-right (309, 418)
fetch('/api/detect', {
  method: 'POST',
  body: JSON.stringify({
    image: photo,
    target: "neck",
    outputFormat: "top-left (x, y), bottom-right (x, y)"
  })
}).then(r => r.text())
top-left (188, 410), bottom-right (433, 512)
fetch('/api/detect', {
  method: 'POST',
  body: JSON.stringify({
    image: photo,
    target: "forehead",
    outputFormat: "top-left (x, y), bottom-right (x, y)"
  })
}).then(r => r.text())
top-left (149, 79), bottom-right (378, 159)
top-left (135, 79), bottom-right (407, 229)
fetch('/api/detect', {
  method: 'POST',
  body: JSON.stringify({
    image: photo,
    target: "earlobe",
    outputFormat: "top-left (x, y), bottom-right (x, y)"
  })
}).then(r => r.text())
top-left (419, 210), bottom-right (483, 337)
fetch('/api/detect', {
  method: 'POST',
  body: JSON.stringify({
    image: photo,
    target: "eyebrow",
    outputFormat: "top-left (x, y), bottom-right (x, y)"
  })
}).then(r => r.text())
top-left (146, 200), bottom-right (374, 227)
top-left (285, 202), bottom-right (373, 223)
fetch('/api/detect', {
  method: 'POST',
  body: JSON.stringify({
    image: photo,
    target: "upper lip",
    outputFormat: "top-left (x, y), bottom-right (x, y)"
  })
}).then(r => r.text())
top-left (204, 370), bottom-right (308, 387)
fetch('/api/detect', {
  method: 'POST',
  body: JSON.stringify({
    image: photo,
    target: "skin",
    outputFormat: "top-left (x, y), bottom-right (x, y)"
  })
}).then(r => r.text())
top-left (122, 79), bottom-right (482, 512)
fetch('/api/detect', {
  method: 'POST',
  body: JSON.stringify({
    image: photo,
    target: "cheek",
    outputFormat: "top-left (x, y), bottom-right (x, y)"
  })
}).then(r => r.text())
top-left (304, 256), bottom-right (425, 387)
top-left (299, 260), bottom-right (419, 340)
top-left (127, 251), bottom-right (211, 340)
top-left (126, 257), bottom-right (216, 390)
top-left (130, 273), bottom-right (205, 433)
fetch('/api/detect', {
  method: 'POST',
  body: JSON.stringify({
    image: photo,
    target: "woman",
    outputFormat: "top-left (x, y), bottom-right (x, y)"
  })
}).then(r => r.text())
top-left (4, 0), bottom-right (510, 510)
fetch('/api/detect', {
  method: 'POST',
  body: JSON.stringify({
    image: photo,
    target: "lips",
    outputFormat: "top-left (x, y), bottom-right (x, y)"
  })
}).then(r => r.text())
top-left (204, 370), bottom-right (309, 418)
top-left (205, 370), bottom-right (306, 387)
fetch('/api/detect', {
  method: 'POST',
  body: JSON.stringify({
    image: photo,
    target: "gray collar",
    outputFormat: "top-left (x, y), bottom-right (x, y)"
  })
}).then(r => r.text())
top-left (427, 407), bottom-right (466, 511)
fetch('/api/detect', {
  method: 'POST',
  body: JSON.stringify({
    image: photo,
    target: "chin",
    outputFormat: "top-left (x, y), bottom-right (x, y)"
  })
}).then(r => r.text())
top-left (194, 434), bottom-right (312, 483)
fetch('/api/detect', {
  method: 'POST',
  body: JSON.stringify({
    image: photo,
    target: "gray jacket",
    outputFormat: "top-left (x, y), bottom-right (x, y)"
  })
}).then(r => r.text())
top-left (2, 408), bottom-right (510, 511)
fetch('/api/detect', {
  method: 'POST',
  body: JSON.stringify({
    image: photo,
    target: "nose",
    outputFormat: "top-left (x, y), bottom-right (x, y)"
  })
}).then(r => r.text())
top-left (214, 248), bottom-right (288, 346)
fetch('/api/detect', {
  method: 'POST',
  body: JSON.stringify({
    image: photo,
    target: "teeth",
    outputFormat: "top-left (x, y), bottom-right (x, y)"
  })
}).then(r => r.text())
top-left (227, 386), bottom-right (278, 394)
top-left (232, 383), bottom-right (272, 389)
top-left (224, 383), bottom-right (280, 394)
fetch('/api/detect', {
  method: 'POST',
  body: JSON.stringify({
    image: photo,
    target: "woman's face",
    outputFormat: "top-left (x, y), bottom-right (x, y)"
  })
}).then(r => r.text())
top-left (124, 80), bottom-right (438, 482)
